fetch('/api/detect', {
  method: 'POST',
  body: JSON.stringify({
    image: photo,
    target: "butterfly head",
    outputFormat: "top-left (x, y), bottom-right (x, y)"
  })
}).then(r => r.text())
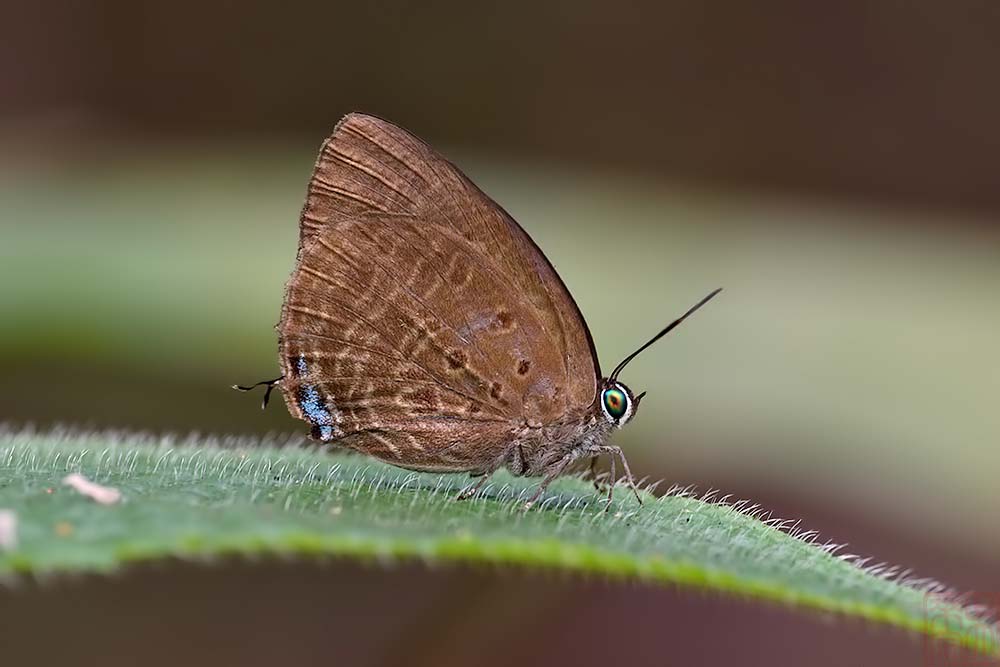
top-left (600, 380), bottom-right (645, 428)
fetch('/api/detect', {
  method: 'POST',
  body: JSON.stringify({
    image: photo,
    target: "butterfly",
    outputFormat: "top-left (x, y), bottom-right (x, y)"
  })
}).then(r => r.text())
top-left (236, 113), bottom-right (720, 508)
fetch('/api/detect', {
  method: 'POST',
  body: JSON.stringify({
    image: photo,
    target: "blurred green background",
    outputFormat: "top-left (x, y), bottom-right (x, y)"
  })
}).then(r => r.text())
top-left (2, 2), bottom-right (998, 665)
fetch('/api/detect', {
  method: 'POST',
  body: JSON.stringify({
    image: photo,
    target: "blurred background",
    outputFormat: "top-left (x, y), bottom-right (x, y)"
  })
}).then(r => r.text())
top-left (2, 2), bottom-right (998, 665)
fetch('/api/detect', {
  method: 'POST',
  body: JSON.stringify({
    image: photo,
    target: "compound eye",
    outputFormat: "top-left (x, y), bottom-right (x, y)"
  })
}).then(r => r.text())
top-left (602, 387), bottom-right (629, 420)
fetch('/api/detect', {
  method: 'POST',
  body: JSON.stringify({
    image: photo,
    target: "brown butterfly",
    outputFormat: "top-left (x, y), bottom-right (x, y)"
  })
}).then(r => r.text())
top-left (236, 113), bottom-right (720, 508)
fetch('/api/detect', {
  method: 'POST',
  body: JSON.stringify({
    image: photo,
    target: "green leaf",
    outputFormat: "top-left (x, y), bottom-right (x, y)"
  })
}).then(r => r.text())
top-left (0, 429), bottom-right (995, 656)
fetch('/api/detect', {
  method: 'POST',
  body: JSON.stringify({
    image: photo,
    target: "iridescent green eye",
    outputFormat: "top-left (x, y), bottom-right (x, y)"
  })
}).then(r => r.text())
top-left (602, 387), bottom-right (628, 420)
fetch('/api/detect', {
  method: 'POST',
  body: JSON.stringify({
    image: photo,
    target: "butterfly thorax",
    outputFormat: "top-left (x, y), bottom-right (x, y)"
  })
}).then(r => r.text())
top-left (515, 408), bottom-right (615, 477)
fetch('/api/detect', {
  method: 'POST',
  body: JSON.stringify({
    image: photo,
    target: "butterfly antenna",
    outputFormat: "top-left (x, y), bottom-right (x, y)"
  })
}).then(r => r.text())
top-left (232, 376), bottom-right (283, 410)
top-left (609, 288), bottom-right (722, 381)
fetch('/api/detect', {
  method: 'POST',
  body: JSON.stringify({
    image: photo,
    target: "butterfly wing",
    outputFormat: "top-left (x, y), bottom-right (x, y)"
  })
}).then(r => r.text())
top-left (278, 113), bottom-right (599, 470)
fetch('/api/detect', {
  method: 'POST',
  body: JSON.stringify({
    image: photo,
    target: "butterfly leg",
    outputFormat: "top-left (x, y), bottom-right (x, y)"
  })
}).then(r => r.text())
top-left (586, 455), bottom-right (611, 494)
top-left (604, 452), bottom-right (617, 511)
top-left (455, 472), bottom-right (493, 501)
top-left (455, 445), bottom-right (521, 501)
top-left (524, 448), bottom-right (587, 510)
top-left (589, 445), bottom-right (643, 506)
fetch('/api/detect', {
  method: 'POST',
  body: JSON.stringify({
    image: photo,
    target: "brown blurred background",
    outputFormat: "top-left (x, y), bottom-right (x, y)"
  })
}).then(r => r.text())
top-left (7, 1), bottom-right (1000, 215)
top-left (2, 2), bottom-right (998, 665)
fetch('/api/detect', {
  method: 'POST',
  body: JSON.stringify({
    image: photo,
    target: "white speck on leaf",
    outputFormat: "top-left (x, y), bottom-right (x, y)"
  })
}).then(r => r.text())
top-left (63, 474), bottom-right (122, 505)
top-left (0, 510), bottom-right (17, 551)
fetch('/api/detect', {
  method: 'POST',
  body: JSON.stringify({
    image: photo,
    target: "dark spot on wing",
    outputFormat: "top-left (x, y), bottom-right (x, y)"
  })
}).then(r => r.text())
top-left (495, 311), bottom-right (514, 330)
top-left (289, 355), bottom-right (306, 377)
top-left (310, 424), bottom-right (333, 441)
top-left (446, 349), bottom-right (467, 369)
top-left (490, 382), bottom-right (503, 400)
top-left (517, 359), bottom-right (531, 375)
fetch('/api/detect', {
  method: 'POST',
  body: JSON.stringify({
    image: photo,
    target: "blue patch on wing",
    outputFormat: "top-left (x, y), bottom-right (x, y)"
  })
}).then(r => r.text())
top-left (294, 354), bottom-right (337, 441)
